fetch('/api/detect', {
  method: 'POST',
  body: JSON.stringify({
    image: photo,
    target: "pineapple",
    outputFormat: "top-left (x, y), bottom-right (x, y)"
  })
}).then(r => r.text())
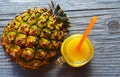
top-left (1, 1), bottom-right (70, 69)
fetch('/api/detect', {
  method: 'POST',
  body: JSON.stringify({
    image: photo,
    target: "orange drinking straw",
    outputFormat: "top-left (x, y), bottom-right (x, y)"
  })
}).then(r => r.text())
top-left (77, 16), bottom-right (97, 50)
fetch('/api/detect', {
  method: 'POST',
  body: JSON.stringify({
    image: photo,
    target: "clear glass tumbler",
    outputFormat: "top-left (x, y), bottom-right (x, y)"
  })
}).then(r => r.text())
top-left (56, 34), bottom-right (94, 67)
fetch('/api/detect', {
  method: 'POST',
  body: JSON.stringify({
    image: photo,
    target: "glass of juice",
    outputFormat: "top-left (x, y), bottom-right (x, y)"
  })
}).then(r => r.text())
top-left (57, 34), bottom-right (94, 67)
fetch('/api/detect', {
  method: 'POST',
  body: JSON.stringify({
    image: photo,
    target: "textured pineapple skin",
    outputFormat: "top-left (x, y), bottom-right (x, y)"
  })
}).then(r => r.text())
top-left (1, 7), bottom-right (69, 69)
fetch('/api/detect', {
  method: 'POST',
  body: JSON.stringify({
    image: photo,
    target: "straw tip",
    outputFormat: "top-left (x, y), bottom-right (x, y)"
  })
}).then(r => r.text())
top-left (93, 16), bottom-right (97, 19)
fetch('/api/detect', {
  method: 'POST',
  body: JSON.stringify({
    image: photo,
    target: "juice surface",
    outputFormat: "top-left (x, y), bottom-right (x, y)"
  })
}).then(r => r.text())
top-left (66, 36), bottom-right (90, 62)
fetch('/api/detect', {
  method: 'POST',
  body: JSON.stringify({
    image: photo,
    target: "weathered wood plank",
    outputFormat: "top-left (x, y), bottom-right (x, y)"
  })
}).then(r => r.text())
top-left (0, 0), bottom-right (120, 14)
top-left (0, 0), bottom-right (120, 77)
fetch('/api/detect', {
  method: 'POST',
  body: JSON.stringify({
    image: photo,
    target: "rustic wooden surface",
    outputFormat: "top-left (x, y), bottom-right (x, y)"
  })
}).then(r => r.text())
top-left (0, 0), bottom-right (120, 77)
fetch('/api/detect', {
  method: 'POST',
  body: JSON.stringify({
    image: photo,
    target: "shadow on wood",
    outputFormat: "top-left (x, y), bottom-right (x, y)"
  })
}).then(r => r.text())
top-left (56, 63), bottom-right (92, 77)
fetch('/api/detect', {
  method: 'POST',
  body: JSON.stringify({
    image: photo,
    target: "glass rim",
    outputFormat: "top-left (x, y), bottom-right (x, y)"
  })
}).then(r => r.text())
top-left (61, 34), bottom-right (94, 67)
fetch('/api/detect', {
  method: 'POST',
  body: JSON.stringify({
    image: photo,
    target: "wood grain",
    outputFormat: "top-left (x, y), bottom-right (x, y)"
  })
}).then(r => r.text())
top-left (0, 0), bottom-right (120, 77)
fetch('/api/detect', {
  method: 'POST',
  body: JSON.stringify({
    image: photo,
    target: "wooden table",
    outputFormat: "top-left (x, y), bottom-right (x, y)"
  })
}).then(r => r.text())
top-left (0, 0), bottom-right (120, 77)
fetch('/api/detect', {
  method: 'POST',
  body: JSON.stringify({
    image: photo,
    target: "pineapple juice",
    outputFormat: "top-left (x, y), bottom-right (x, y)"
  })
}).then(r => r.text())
top-left (61, 34), bottom-right (94, 67)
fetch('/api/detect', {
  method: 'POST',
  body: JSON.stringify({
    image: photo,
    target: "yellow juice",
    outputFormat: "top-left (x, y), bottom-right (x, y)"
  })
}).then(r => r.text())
top-left (61, 34), bottom-right (94, 67)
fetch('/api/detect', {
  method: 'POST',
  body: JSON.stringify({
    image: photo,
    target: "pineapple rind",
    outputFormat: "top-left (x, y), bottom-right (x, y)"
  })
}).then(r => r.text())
top-left (1, 4), bottom-right (70, 69)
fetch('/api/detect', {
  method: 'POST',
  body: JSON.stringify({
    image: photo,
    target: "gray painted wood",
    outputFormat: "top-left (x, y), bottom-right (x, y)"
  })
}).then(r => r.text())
top-left (0, 0), bottom-right (120, 77)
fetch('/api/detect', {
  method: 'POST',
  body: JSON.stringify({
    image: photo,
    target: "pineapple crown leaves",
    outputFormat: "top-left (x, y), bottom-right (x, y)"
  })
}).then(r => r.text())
top-left (48, 1), bottom-right (70, 27)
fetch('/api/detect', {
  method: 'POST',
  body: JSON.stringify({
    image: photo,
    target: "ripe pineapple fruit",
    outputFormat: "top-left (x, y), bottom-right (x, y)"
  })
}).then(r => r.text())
top-left (1, 1), bottom-right (70, 69)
